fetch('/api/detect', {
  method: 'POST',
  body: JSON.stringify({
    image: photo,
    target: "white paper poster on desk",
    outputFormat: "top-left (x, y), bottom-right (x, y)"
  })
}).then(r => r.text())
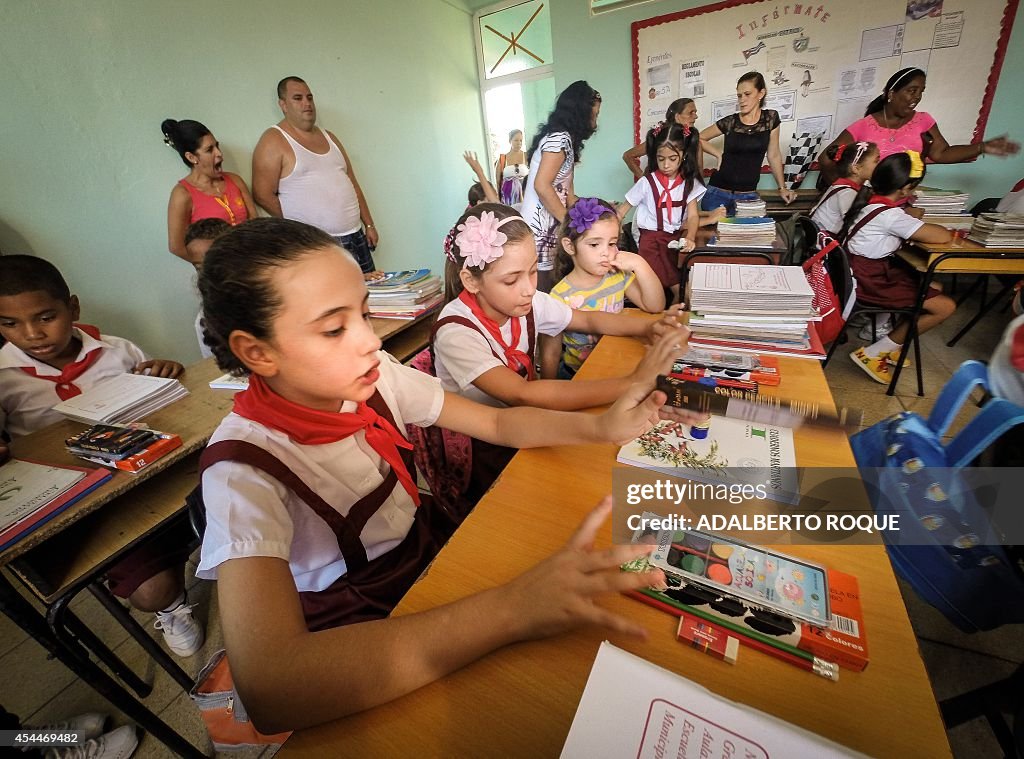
top-left (631, 0), bottom-right (1016, 163)
top-left (561, 642), bottom-right (866, 758)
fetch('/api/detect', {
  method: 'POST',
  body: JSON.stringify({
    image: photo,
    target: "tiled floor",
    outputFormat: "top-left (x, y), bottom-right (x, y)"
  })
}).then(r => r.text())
top-left (1, 291), bottom-right (1021, 758)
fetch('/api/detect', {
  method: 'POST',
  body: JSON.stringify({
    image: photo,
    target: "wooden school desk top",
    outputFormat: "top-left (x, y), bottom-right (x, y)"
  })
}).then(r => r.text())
top-left (280, 336), bottom-right (951, 758)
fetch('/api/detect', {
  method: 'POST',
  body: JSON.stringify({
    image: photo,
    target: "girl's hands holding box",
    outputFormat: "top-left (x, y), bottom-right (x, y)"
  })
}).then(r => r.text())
top-left (596, 379), bottom-right (670, 446)
top-left (630, 327), bottom-right (687, 389)
top-left (501, 496), bottom-right (665, 641)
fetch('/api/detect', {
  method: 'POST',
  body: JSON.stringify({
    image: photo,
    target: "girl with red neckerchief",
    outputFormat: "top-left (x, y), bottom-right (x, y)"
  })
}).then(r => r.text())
top-left (840, 151), bottom-right (956, 384)
top-left (617, 123), bottom-right (709, 305)
top-left (809, 141), bottom-right (880, 235)
top-left (194, 217), bottom-right (679, 731)
top-left (433, 203), bottom-right (690, 493)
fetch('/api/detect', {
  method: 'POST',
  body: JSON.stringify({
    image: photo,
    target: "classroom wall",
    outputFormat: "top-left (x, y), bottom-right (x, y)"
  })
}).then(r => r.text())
top-left (0, 0), bottom-right (484, 362)
top-left (546, 0), bottom-right (1024, 205)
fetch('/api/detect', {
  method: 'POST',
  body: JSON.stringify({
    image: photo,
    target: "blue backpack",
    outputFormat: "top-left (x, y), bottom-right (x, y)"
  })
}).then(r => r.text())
top-left (851, 361), bottom-right (1024, 632)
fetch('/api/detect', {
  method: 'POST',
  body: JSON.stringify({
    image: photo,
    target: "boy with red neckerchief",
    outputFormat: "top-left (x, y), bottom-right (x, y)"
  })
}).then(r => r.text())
top-left (0, 255), bottom-right (203, 657)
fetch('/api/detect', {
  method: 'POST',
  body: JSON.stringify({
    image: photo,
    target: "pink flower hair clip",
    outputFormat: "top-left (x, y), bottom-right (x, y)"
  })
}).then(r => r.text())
top-left (454, 211), bottom-right (522, 269)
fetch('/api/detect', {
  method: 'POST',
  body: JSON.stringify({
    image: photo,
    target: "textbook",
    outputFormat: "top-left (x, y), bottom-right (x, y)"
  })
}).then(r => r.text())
top-left (365, 269), bottom-right (434, 291)
top-left (0, 459), bottom-right (112, 551)
top-left (616, 416), bottom-right (800, 504)
top-left (51, 373), bottom-right (189, 425)
top-left (560, 642), bottom-right (865, 757)
top-left (208, 373), bottom-right (249, 391)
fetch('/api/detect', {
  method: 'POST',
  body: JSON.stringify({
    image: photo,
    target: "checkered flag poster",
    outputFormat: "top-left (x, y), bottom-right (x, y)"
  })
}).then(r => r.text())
top-left (784, 132), bottom-right (824, 189)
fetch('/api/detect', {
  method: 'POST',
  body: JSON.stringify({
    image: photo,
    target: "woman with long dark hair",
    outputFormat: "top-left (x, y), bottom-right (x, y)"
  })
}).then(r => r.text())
top-left (521, 81), bottom-right (602, 292)
top-left (818, 68), bottom-right (1019, 186)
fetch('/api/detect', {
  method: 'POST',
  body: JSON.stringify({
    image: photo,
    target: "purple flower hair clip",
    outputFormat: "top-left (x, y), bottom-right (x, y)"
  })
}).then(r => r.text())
top-left (567, 198), bottom-right (614, 234)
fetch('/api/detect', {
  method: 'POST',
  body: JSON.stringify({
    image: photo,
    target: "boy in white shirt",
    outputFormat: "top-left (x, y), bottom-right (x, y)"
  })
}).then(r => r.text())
top-left (0, 255), bottom-right (203, 657)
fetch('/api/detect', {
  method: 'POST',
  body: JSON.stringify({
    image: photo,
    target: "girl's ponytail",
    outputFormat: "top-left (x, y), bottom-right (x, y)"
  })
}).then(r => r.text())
top-left (838, 184), bottom-right (873, 243)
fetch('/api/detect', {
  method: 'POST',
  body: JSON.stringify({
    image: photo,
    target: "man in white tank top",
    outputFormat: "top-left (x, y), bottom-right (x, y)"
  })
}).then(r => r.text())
top-left (252, 76), bottom-right (380, 277)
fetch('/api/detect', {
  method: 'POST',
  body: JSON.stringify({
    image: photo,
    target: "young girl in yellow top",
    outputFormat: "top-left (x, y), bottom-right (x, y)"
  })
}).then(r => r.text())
top-left (546, 197), bottom-right (665, 378)
top-left (194, 217), bottom-right (668, 731)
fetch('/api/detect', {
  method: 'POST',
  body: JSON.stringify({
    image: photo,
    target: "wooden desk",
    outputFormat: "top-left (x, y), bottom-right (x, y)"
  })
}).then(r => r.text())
top-left (885, 242), bottom-right (1024, 394)
top-left (761, 188), bottom-right (818, 218)
top-left (280, 337), bottom-right (951, 758)
top-left (370, 309), bottom-right (437, 364)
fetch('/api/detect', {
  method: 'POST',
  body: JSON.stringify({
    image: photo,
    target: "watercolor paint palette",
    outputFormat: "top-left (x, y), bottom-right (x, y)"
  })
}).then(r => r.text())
top-left (647, 528), bottom-right (830, 627)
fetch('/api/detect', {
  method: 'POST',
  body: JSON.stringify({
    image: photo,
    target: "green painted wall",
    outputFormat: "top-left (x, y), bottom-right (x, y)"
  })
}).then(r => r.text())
top-left (548, 0), bottom-right (1024, 205)
top-left (0, 0), bottom-right (483, 361)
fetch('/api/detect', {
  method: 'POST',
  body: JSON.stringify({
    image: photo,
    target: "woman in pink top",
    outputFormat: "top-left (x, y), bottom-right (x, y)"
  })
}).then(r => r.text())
top-left (162, 118), bottom-right (257, 265)
top-left (818, 68), bottom-right (1019, 187)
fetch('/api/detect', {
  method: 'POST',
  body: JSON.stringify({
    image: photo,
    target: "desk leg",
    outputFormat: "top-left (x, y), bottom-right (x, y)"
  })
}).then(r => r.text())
top-left (946, 281), bottom-right (1013, 347)
top-left (0, 573), bottom-right (209, 759)
top-left (887, 267), bottom-right (931, 397)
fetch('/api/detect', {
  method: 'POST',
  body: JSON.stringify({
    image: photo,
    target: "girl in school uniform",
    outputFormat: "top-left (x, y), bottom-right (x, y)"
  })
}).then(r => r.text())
top-left (840, 151), bottom-right (955, 384)
top-left (194, 217), bottom-right (668, 732)
top-left (547, 197), bottom-right (666, 379)
top-left (432, 203), bottom-right (688, 498)
top-left (809, 141), bottom-right (880, 235)
top-left (617, 123), bottom-right (706, 305)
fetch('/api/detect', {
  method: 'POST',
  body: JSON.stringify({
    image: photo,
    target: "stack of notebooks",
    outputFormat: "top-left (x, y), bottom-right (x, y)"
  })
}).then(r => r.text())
top-left (912, 187), bottom-right (969, 216)
top-left (733, 197), bottom-right (766, 217)
top-left (367, 269), bottom-right (443, 319)
top-left (51, 374), bottom-right (188, 425)
top-left (712, 216), bottom-right (776, 247)
top-left (686, 263), bottom-right (825, 359)
top-left (967, 213), bottom-right (1024, 247)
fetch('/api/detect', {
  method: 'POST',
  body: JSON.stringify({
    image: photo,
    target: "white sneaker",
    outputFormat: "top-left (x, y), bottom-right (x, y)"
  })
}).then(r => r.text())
top-left (154, 602), bottom-right (204, 657)
top-left (26, 713), bottom-right (108, 743)
top-left (43, 725), bottom-right (138, 759)
top-left (857, 314), bottom-right (893, 341)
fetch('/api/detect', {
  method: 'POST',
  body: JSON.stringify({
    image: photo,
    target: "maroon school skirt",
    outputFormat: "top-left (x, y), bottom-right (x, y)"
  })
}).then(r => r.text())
top-left (638, 229), bottom-right (682, 289)
top-left (849, 254), bottom-right (941, 309)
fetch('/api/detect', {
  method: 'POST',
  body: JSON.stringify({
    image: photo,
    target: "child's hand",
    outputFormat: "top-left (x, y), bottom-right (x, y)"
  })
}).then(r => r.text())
top-left (610, 250), bottom-right (642, 273)
top-left (599, 379), bottom-right (669, 446)
top-left (709, 206), bottom-right (728, 224)
top-left (463, 150), bottom-right (485, 176)
top-left (645, 304), bottom-right (686, 343)
top-left (134, 359), bottom-right (185, 379)
top-left (630, 327), bottom-right (687, 387)
top-left (503, 496), bottom-right (665, 641)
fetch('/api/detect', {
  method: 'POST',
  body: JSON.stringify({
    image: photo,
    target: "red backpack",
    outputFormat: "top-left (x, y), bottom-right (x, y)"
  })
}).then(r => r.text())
top-left (801, 231), bottom-right (855, 345)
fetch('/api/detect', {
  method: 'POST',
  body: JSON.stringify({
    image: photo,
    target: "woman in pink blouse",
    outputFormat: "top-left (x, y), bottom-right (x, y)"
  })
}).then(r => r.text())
top-left (818, 68), bottom-right (1018, 187)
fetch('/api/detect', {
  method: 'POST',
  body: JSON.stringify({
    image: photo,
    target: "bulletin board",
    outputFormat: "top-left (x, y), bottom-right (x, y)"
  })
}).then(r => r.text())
top-left (631, 0), bottom-right (1019, 165)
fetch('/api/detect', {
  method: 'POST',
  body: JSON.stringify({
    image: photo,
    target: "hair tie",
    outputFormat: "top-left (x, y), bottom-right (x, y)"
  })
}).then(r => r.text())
top-left (905, 150), bottom-right (925, 179)
top-left (833, 144), bottom-right (847, 161)
top-left (442, 225), bottom-right (459, 264)
top-left (163, 134), bottom-right (175, 148)
top-left (681, 124), bottom-right (691, 137)
top-left (453, 211), bottom-right (523, 269)
top-left (567, 198), bottom-right (614, 234)
top-left (651, 121), bottom-right (665, 137)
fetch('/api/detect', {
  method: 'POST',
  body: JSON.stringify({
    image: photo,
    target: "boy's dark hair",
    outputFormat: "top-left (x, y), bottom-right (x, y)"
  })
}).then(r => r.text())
top-left (0, 254), bottom-right (71, 303)
top-left (198, 217), bottom-right (336, 375)
top-left (185, 218), bottom-right (232, 247)
top-left (839, 152), bottom-right (925, 241)
top-left (468, 182), bottom-right (486, 207)
top-left (553, 197), bottom-right (619, 280)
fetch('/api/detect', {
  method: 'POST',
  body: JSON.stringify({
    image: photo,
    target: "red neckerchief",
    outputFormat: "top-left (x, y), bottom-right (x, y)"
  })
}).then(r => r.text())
top-left (653, 171), bottom-right (683, 227)
top-left (232, 374), bottom-right (419, 505)
top-left (868, 195), bottom-right (902, 207)
top-left (457, 290), bottom-right (535, 380)
top-left (1012, 178), bottom-right (1024, 193)
top-left (17, 323), bottom-right (103, 401)
top-left (833, 178), bottom-right (862, 190)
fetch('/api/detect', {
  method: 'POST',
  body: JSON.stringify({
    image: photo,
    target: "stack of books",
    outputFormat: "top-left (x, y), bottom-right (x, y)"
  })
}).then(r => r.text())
top-left (967, 213), bottom-right (1024, 247)
top-left (912, 187), bottom-right (970, 216)
top-left (65, 424), bottom-right (182, 473)
top-left (733, 198), bottom-right (766, 217)
top-left (51, 374), bottom-right (188, 425)
top-left (367, 269), bottom-right (443, 319)
top-left (713, 216), bottom-right (777, 247)
top-left (686, 263), bottom-right (825, 359)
